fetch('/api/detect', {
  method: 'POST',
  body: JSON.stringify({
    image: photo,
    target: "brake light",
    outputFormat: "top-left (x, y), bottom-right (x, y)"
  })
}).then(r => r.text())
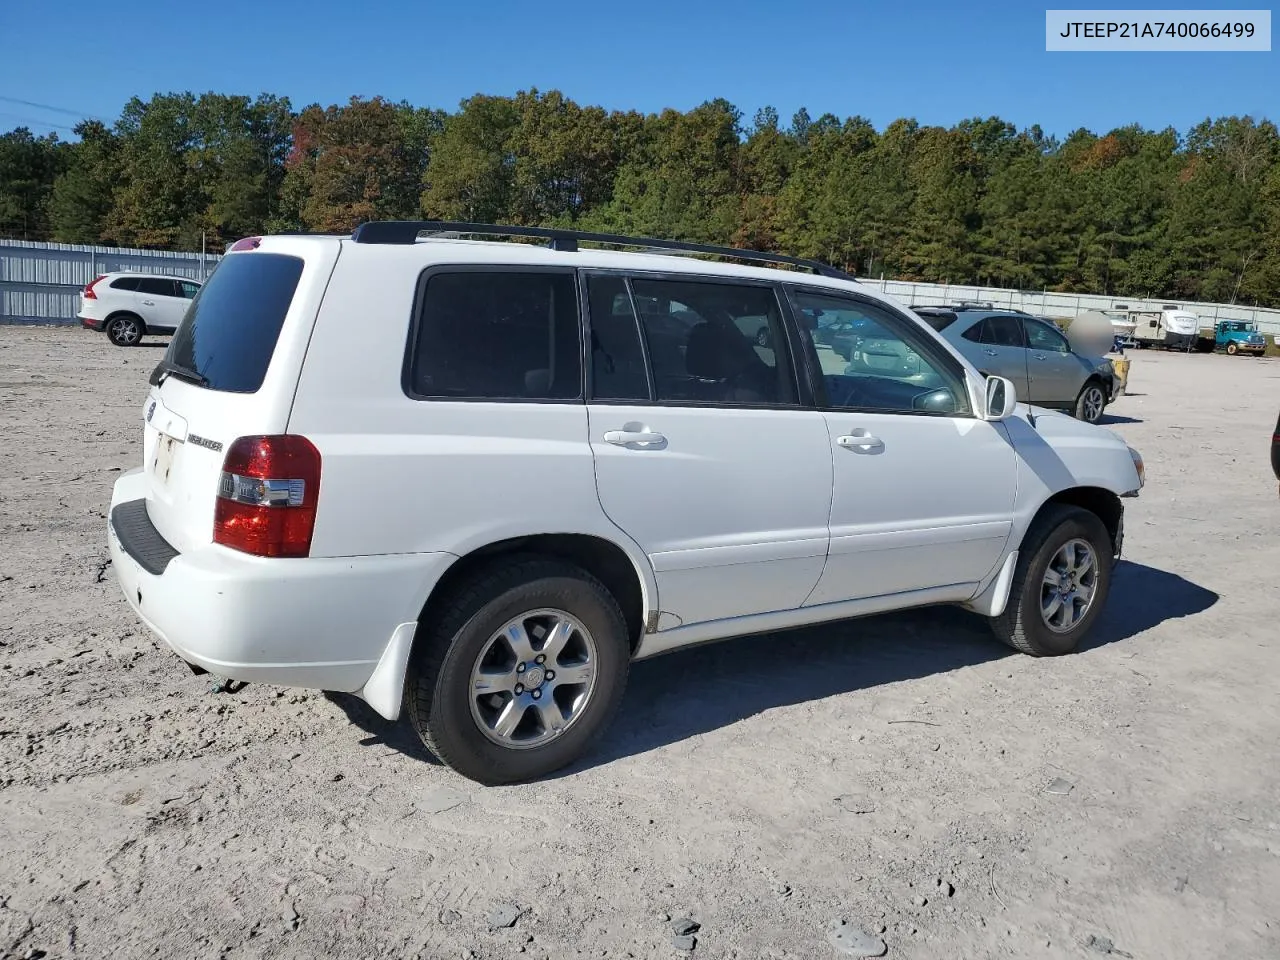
top-left (83, 275), bottom-right (106, 299)
top-left (228, 236), bottom-right (261, 252)
top-left (213, 435), bottom-right (321, 558)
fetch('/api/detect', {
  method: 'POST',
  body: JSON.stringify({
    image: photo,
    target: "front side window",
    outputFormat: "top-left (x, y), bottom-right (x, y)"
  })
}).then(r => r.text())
top-left (626, 277), bottom-right (796, 406)
top-left (177, 281), bottom-right (201, 299)
top-left (791, 290), bottom-right (971, 416)
top-left (1024, 318), bottom-right (1070, 353)
top-left (408, 271), bottom-right (581, 401)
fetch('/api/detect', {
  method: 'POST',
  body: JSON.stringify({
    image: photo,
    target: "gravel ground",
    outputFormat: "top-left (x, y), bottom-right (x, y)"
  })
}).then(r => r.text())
top-left (2, 324), bottom-right (1278, 960)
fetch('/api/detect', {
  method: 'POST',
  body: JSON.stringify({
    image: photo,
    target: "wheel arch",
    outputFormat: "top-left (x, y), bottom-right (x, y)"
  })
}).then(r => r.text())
top-left (1032, 486), bottom-right (1122, 557)
top-left (417, 533), bottom-right (653, 656)
top-left (104, 310), bottom-right (148, 333)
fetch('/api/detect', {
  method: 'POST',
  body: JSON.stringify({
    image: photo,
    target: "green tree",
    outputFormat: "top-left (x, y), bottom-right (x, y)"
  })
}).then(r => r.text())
top-left (49, 120), bottom-right (120, 243)
top-left (0, 127), bottom-right (64, 240)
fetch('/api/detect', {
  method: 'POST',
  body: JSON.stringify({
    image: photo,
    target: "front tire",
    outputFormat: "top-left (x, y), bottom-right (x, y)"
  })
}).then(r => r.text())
top-left (989, 505), bottom-right (1113, 657)
top-left (406, 558), bottom-right (630, 785)
top-left (1074, 380), bottom-right (1107, 424)
top-left (1226, 342), bottom-right (1239, 355)
top-left (106, 315), bottom-right (144, 347)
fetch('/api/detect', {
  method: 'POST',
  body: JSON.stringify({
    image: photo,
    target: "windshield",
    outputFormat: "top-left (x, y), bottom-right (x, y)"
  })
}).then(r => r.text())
top-left (161, 252), bottom-right (304, 393)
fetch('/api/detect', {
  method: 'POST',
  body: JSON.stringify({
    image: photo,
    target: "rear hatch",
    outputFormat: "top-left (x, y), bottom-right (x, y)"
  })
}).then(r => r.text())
top-left (140, 237), bottom-right (340, 555)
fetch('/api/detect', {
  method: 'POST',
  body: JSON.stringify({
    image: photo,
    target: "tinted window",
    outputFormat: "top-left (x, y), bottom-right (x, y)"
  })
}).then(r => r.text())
top-left (164, 253), bottom-right (303, 394)
top-left (983, 315), bottom-right (1025, 347)
top-left (628, 278), bottom-right (795, 406)
top-left (917, 310), bottom-right (957, 332)
top-left (408, 271), bottom-right (581, 400)
top-left (177, 280), bottom-right (201, 299)
top-left (587, 275), bottom-right (649, 401)
top-left (792, 291), bottom-right (970, 416)
top-left (1025, 318), bottom-right (1070, 353)
top-left (960, 319), bottom-right (984, 343)
top-left (136, 277), bottom-right (178, 297)
top-left (110, 276), bottom-right (141, 292)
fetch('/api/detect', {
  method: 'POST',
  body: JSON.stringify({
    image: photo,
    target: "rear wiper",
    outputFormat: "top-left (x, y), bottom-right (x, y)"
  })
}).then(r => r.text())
top-left (149, 359), bottom-right (208, 387)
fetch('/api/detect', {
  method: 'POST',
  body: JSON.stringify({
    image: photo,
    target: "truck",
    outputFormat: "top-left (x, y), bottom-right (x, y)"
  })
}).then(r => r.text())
top-left (1209, 319), bottom-right (1267, 355)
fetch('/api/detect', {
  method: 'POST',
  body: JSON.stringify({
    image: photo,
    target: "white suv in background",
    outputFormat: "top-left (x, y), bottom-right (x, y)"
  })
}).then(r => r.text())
top-left (78, 272), bottom-right (202, 346)
top-left (105, 223), bottom-right (1145, 785)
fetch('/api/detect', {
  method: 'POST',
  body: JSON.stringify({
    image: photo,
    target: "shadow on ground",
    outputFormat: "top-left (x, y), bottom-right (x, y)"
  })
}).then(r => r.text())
top-left (330, 561), bottom-right (1217, 773)
top-left (1100, 413), bottom-right (1143, 425)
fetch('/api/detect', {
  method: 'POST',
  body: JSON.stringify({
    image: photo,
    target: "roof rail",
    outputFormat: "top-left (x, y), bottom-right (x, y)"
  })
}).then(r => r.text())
top-left (348, 220), bottom-right (857, 281)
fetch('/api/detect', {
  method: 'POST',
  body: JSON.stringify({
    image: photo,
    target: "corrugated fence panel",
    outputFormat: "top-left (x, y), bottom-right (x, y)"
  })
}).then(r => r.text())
top-left (0, 239), bottom-right (220, 323)
top-left (865, 279), bottom-right (1280, 336)
top-left (3, 238), bottom-right (1278, 335)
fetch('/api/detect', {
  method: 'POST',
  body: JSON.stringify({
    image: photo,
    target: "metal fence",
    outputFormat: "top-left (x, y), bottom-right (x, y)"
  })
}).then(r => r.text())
top-left (862, 278), bottom-right (1280, 336)
top-left (0, 239), bottom-right (220, 325)
top-left (3, 237), bottom-right (1278, 336)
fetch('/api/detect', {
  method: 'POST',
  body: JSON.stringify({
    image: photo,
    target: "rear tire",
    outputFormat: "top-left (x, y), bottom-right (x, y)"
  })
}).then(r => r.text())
top-left (989, 505), bottom-right (1113, 657)
top-left (1073, 380), bottom-right (1107, 424)
top-left (406, 557), bottom-right (630, 785)
top-left (106, 314), bottom-right (144, 347)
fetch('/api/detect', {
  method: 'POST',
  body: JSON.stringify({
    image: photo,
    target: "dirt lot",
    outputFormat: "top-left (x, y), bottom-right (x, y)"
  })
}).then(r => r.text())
top-left (1, 324), bottom-right (1278, 960)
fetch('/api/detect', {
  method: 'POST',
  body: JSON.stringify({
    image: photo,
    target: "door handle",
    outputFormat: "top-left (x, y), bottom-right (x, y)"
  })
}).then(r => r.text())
top-left (603, 429), bottom-right (667, 449)
top-left (983, 348), bottom-right (998, 357)
top-left (836, 430), bottom-right (884, 451)
top-left (142, 299), bottom-right (156, 305)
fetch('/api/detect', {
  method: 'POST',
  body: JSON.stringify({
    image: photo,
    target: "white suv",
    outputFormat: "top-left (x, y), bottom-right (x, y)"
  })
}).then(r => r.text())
top-left (78, 272), bottom-right (202, 346)
top-left (106, 223), bottom-right (1145, 785)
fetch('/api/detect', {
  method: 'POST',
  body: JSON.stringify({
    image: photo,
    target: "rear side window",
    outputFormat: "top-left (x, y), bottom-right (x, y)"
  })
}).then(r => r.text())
top-left (407, 271), bottom-right (581, 401)
top-left (985, 315), bottom-right (1025, 347)
top-left (586, 274), bottom-right (650, 401)
top-left (164, 252), bottom-right (303, 394)
top-left (626, 277), bottom-right (796, 406)
top-left (917, 310), bottom-right (957, 332)
top-left (110, 276), bottom-right (141, 291)
top-left (136, 277), bottom-right (178, 297)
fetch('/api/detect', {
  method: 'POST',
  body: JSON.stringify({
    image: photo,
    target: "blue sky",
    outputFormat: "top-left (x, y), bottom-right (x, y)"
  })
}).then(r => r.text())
top-left (1, 0), bottom-right (1275, 139)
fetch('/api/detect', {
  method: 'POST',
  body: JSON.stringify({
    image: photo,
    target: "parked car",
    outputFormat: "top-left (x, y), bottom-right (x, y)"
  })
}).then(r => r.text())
top-left (914, 305), bottom-right (1120, 424)
top-left (78, 272), bottom-right (202, 346)
top-left (105, 223), bottom-right (1144, 785)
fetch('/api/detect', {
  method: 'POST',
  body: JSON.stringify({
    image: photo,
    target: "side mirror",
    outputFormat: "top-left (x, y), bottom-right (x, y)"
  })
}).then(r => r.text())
top-left (983, 375), bottom-right (1018, 421)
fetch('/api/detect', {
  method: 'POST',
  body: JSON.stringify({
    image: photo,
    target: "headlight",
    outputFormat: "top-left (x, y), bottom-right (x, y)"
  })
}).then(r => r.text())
top-left (1128, 445), bottom-right (1145, 488)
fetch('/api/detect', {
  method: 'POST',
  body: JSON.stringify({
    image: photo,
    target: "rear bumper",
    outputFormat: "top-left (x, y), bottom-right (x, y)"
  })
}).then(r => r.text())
top-left (79, 315), bottom-right (104, 331)
top-left (106, 468), bottom-right (455, 696)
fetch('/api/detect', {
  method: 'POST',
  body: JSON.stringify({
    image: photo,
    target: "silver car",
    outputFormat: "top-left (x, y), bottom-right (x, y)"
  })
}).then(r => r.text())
top-left (913, 306), bottom-right (1119, 424)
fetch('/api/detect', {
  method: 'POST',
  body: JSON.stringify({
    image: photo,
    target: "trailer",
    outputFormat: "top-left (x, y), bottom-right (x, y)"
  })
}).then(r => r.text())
top-left (1109, 304), bottom-right (1201, 351)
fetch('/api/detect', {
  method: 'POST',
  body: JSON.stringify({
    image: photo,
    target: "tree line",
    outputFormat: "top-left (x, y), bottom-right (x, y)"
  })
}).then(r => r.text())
top-left (1, 90), bottom-right (1277, 306)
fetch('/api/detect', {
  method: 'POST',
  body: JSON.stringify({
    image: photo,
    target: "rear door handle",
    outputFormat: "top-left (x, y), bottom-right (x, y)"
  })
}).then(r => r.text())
top-left (836, 430), bottom-right (884, 451)
top-left (603, 429), bottom-right (667, 449)
top-left (142, 300), bottom-right (155, 306)
top-left (983, 349), bottom-right (998, 357)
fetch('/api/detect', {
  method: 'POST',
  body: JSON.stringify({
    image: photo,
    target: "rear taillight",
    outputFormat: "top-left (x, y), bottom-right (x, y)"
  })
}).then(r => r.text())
top-left (228, 236), bottom-right (261, 252)
top-left (83, 275), bottom-right (106, 299)
top-left (213, 435), bottom-right (321, 558)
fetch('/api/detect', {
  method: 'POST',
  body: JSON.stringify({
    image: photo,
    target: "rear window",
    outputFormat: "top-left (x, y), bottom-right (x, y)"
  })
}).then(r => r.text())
top-left (163, 252), bottom-right (303, 394)
top-left (406, 270), bottom-right (581, 401)
top-left (110, 276), bottom-right (141, 291)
